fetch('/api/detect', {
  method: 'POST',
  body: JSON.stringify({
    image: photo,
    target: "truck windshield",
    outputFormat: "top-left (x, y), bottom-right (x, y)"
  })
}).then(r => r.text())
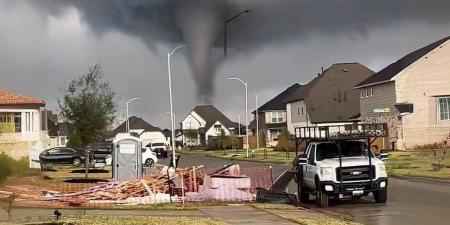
top-left (316, 141), bottom-right (372, 161)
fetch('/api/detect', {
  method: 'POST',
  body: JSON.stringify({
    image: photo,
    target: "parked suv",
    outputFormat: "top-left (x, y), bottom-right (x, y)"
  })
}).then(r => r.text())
top-left (294, 140), bottom-right (388, 207)
top-left (39, 147), bottom-right (90, 167)
top-left (147, 142), bottom-right (168, 158)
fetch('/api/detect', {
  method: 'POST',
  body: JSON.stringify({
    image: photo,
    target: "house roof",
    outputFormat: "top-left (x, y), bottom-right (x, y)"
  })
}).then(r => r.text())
top-left (254, 83), bottom-right (301, 113)
top-left (283, 76), bottom-right (322, 104)
top-left (110, 116), bottom-right (162, 137)
top-left (305, 63), bottom-right (374, 123)
top-left (0, 89), bottom-right (45, 106)
top-left (356, 35), bottom-right (450, 88)
top-left (191, 105), bottom-right (237, 130)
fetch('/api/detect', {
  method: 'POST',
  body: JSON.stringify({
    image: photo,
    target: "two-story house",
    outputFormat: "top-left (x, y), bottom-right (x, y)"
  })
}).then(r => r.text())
top-left (250, 83), bottom-right (301, 147)
top-left (181, 105), bottom-right (240, 146)
top-left (285, 63), bottom-right (374, 134)
top-left (0, 89), bottom-right (48, 159)
top-left (355, 36), bottom-right (450, 150)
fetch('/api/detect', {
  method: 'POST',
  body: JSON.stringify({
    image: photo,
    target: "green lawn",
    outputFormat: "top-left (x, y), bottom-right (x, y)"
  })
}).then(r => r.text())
top-left (386, 150), bottom-right (450, 179)
top-left (180, 148), bottom-right (295, 164)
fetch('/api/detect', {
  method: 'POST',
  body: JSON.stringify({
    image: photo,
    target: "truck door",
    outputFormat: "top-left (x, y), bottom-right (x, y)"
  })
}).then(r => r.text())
top-left (304, 143), bottom-right (317, 188)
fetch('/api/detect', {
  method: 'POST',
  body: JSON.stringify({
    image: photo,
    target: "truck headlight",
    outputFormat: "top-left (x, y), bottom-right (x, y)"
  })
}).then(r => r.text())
top-left (378, 164), bottom-right (386, 173)
top-left (320, 167), bottom-right (333, 180)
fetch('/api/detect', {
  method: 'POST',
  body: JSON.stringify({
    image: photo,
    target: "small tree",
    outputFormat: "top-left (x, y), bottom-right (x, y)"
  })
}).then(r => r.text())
top-left (59, 64), bottom-right (117, 179)
top-left (229, 132), bottom-right (239, 150)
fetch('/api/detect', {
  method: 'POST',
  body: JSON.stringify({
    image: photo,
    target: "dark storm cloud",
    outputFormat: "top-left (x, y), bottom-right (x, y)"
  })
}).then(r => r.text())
top-left (2, 0), bottom-right (450, 128)
top-left (23, 0), bottom-right (450, 99)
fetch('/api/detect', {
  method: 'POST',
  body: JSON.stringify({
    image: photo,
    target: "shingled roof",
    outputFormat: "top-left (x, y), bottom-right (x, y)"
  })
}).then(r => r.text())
top-left (253, 83), bottom-right (301, 113)
top-left (0, 89), bottom-right (45, 106)
top-left (191, 105), bottom-right (238, 130)
top-left (111, 116), bottom-right (162, 137)
top-left (356, 35), bottom-right (450, 88)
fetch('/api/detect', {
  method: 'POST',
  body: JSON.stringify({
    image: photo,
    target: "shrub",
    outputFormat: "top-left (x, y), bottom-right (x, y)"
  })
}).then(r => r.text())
top-left (0, 153), bottom-right (29, 183)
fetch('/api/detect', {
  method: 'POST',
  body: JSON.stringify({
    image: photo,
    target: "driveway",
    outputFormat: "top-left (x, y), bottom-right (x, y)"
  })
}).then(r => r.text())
top-left (167, 153), bottom-right (450, 225)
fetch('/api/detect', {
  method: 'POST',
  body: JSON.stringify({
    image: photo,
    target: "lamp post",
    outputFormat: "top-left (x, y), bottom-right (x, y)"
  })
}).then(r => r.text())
top-left (126, 98), bottom-right (140, 133)
top-left (228, 77), bottom-right (249, 158)
top-left (255, 92), bottom-right (259, 150)
top-left (224, 9), bottom-right (250, 56)
top-left (165, 112), bottom-right (176, 149)
top-left (168, 44), bottom-right (185, 168)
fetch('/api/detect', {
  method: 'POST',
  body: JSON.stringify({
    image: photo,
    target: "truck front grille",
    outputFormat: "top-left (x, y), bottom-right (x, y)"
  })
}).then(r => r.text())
top-left (336, 166), bottom-right (375, 182)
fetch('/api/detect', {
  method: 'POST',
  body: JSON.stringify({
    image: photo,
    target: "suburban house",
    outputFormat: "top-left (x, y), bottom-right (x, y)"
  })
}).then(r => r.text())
top-left (110, 116), bottom-right (166, 146)
top-left (0, 89), bottom-right (48, 159)
top-left (181, 105), bottom-right (240, 146)
top-left (250, 83), bottom-right (301, 147)
top-left (285, 63), bottom-right (374, 134)
top-left (355, 36), bottom-right (450, 150)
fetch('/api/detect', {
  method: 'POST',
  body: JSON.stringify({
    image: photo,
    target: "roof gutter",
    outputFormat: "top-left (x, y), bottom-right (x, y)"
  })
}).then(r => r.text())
top-left (354, 80), bottom-right (393, 89)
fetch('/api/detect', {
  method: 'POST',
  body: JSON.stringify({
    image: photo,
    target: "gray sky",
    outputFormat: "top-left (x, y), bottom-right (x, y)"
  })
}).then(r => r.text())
top-left (1, 0), bottom-right (450, 129)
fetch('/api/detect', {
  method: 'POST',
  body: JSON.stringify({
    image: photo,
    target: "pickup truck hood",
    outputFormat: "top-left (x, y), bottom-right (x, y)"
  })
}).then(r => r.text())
top-left (317, 157), bottom-right (383, 168)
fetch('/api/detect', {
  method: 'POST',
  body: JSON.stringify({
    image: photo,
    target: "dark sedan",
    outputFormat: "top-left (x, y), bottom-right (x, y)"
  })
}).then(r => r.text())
top-left (39, 147), bottom-right (88, 167)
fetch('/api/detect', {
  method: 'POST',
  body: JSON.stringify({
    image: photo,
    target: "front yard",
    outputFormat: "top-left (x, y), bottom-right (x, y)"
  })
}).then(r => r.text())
top-left (180, 148), bottom-right (294, 164)
top-left (386, 150), bottom-right (450, 179)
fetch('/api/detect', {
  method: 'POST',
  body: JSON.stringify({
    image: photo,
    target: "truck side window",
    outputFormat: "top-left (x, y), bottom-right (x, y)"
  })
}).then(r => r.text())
top-left (307, 144), bottom-right (316, 163)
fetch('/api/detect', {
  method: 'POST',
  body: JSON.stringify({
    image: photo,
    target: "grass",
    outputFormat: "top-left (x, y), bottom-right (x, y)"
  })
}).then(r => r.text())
top-left (0, 154), bottom-right (30, 184)
top-left (386, 150), bottom-right (450, 179)
top-left (180, 148), bottom-right (294, 164)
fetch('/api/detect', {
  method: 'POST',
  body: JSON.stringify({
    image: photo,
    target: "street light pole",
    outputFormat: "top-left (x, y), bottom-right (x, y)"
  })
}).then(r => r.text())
top-left (255, 92), bottom-right (259, 150)
top-left (224, 9), bottom-right (250, 56)
top-left (126, 98), bottom-right (140, 133)
top-left (238, 114), bottom-right (241, 136)
top-left (229, 77), bottom-right (249, 158)
top-left (168, 44), bottom-right (185, 168)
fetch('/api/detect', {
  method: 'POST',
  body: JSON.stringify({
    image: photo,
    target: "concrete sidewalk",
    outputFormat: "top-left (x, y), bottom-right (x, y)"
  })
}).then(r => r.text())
top-left (1, 206), bottom-right (298, 225)
top-left (199, 206), bottom-right (298, 225)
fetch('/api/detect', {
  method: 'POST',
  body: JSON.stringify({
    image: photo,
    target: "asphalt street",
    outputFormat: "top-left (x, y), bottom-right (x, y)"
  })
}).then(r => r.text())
top-left (164, 153), bottom-right (450, 225)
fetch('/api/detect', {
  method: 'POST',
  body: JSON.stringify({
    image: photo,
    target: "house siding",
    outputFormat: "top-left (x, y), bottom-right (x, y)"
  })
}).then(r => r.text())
top-left (394, 39), bottom-right (450, 149)
top-left (287, 100), bottom-right (311, 134)
top-left (359, 82), bottom-right (397, 118)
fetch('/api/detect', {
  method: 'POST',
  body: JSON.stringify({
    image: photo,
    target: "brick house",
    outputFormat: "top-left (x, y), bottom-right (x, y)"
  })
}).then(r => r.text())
top-left (355, 36), bottom-right (450, 150)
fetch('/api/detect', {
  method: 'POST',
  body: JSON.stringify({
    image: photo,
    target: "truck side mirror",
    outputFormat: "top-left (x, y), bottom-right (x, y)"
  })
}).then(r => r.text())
top-left (298, 157), bottom-right (308, 166)
top-left (379, 150), bottom-right (388, 161)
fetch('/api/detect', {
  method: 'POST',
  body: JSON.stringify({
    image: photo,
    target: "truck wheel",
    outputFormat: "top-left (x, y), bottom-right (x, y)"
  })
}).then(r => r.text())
top-left (374, 189), bottom-right (387, 203)
top-left (145, 159), bottom-right (154, 167)
top-left (297, 181), bottom-right (309, 203)
top-left (315, 180), bottom-right (329, 207)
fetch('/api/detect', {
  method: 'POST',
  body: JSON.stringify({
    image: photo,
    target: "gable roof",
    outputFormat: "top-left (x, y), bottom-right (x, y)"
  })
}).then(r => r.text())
top-left (254, 83), bottom-right (301, 113)
top-left (284, 76), bottom-right (322, 104)
top-left (305, 63), bottom-right (374, 123)
top-left (110, 116), bottom-right (162, 137)
top-left (0, 89), bottom-right (45, 106)
top-left (356, 35), bottom-right (450, 88)
top-left (191, 105), bottom-right (237, 130)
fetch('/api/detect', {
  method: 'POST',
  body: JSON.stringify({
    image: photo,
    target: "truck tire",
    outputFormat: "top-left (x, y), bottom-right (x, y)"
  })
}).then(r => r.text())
top-left (374, 189), bottom-right (387, 203)
top-left (315, 180), bottom-right (329, 207)
top-left (145, 159), bottom-right (154, 167)
top-left (297, 181), bottom-right (309, 203)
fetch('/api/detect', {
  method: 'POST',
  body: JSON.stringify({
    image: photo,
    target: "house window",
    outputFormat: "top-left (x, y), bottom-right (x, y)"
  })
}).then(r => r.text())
top-left (438, 97), bottom-right (450, 121)
top-left (360, 89), bottom-right (364, 99)
top-left (301, 107), bottom-right (304, 115)
top-left (297, 108), bottom-right (300, 115)
top-left (271, 112), bottom-right (284, 123)
top-left (0, 112), bottom-right (21, 133)
top-left (365, 89), bottom-right (369, 98)
top-left (214, 125), bottom-right (222, 132)
top-left (370, 88), bottom-right (374, 97)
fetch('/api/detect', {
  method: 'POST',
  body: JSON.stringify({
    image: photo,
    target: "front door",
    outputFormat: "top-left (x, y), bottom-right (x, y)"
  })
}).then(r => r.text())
top-left (116, 140), bottom-right (139, 182)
